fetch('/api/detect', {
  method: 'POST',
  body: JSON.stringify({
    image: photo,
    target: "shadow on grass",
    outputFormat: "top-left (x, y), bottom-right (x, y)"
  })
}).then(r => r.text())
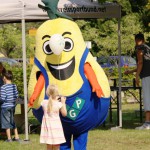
top-left (13, 103), bottom-right (144, 134)
top-left (26, 103), bottom-right (144, 132)
top-left (95, 103), bottom-right (144, 130)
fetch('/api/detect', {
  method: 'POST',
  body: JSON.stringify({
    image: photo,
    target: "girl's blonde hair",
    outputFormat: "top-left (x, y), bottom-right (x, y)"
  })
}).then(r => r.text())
top-left (46, 84), bottom-right (59, 112)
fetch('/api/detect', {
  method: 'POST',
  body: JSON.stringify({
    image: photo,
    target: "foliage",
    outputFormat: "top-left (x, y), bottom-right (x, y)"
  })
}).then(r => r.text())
top-left (104, 67), bottom-right (136, 85)
top-left (5, 64), bottom-right (32, 97)
top-left (129, 0), bottom-right (150, 30)
top-left (0, 1), bottom-right (149, 59)
top-left (75, 0), bottom-right (150, 57)
top-left (0, 24), bottom-right (21, 57)
top-left (0, 23), bottom-right (39, 58)
top-left (98, 0), bottom-right (107, 3)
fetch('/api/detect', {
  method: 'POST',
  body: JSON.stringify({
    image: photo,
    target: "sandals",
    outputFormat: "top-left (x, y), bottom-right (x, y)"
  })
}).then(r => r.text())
top-left (5, 139), bottom-right (12, 142)
top-left (12, 137), bottom-right (21, 142)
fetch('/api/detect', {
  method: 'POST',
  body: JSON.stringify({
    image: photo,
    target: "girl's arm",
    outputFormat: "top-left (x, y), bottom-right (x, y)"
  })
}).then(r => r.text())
top-left (60, 97), bottom-right (67, 117)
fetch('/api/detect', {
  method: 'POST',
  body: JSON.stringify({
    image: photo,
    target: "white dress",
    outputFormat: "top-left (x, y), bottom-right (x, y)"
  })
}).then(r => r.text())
top-left (40, 100), bottom-right (66, 144)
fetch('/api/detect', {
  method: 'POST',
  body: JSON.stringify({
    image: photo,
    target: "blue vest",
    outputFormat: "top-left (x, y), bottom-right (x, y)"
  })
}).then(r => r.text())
top-left (60, 48), bottom-right (110, 135)
top-left (32, 48), bottom-right (110, 135)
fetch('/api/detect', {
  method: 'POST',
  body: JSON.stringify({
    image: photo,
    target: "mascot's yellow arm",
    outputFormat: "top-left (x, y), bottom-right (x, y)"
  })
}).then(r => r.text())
top-left (84, 63), bottom-right (104, 98)
top-left (28, 74), bottom-right (45, 107)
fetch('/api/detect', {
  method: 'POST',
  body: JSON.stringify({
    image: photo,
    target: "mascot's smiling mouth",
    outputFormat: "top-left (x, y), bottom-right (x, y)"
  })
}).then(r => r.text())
top-left (47, 56), bottom-right (75, 80)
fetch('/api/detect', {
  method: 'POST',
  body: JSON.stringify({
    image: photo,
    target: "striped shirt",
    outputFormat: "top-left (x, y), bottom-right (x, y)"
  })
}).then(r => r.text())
top-left (0, 84), bottom-right (18, 108)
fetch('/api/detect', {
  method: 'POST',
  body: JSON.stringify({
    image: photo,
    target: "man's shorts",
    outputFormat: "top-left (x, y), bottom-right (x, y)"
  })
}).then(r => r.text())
top-left (142, 76), bottom-right (150, 111)
top-left (1, 107), bottom-right (16, 129)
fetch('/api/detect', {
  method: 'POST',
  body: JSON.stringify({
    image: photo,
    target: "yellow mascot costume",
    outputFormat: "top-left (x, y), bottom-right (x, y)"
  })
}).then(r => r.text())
top-left (28, 0), bottom-right (110, 149)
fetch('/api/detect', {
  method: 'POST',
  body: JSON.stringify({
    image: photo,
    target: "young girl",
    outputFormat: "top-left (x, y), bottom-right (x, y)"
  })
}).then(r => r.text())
top-left (40, 84), bottom-right (67, 150)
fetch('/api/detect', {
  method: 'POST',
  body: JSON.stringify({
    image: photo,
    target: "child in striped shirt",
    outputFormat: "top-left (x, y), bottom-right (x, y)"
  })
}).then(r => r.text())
top-left (0, 70), bottom-right (20, 142)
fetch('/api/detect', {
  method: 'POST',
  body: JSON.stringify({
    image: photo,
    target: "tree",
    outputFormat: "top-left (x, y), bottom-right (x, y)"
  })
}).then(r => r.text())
top-left (0, 1), bottom-right (149, 59)
top-left (75, 0), bottom-right (149, 57)
top-left (0, 23), bottom-right (37, 58)
top-left (0, 24), bottom-right (21, 57)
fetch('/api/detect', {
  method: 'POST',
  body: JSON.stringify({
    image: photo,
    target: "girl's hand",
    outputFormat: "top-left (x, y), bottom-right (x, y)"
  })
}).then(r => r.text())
top-left (61, 96), bottom-right (66, 103)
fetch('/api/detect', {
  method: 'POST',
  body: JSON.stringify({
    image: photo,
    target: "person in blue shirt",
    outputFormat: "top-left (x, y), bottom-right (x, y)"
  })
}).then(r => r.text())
top-left (0, 70), bottom-right (20, 142)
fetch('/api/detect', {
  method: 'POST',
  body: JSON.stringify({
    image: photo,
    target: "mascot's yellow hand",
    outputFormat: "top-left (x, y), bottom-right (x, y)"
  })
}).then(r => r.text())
top-left (84, 63), bottom-right (104, 98)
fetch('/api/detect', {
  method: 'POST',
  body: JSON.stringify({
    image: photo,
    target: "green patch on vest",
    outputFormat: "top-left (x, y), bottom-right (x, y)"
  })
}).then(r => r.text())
top-left (66, 97), bottom-right (85, 121)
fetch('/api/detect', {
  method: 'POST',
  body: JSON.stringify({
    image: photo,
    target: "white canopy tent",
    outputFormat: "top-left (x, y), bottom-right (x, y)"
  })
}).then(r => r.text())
top-left (0, 0), bottom-right (121, 22)
top-left (0, 0), bottom-right (121, 140)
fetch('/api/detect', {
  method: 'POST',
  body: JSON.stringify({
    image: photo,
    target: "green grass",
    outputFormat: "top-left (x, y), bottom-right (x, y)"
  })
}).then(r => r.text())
top-left (1, 103), bottom-right (150, 150)
top-left (88, 129), bottom-right (150, 150)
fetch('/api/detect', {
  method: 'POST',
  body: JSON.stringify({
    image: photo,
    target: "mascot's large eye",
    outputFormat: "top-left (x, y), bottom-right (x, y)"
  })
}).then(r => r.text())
top-left (64, 38), bottom-right (74, 52)
top-left (43, 40), bottom-right (53, 55)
